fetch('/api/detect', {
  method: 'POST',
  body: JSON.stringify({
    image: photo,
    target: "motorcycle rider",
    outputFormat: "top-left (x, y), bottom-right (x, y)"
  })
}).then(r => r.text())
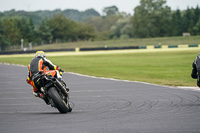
top-left (26, 51), bottom-right (68, 104)
top-left (191, 53), bottom-right (200, 87)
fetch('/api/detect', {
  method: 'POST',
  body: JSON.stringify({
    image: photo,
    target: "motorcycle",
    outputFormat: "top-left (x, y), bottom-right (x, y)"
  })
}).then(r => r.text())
top-left (37, 70), bottom-right (72, 113)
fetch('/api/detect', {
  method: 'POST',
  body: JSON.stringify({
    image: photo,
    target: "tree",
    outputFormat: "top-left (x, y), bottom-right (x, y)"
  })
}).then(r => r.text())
top-left (39, 19), bottom-right (52, 43)
top-left (110, 16), bottom-right (132, 39)
top-left (48, 14), bottom-right (75, 42)
top-left (182, 8), bottom-right (193, 34)
top-left (171, 9), bottom-right (182, 36)
top-left (85, 15), bottom-right (120, 40)
top-left (73, 22), bottom-right (96, 41)
top-left (0, 12), bottom-right (4, 18)
top-left (103, 6), bottom-right (119, 16)
top-left (17, 17), bottom-right (35, 44)
top-left (80, 9), bottom-right (101, 21)
top-left (2, 18), bottom-right (21, 45)
top-left (48, 14), bottom-right (95, 42)
top-left (194, 6), bottom-right (200, 24)
top-left (0, 20), bottom-right (10, 51)
top-left (193, 17), bottom-right (200, 35)
top-left (132, 0), bottom-right (172, 38)
top-left (0, 35), bottom-right (10, 51)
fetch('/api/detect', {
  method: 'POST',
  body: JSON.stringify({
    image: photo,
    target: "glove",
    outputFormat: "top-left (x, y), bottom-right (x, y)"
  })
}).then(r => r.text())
top-left (59, 68), bottom-right (64, 76)
top-left (59, 69), bottom-right (64, 72)
top-left (59, 71), bottom-right (63, 76)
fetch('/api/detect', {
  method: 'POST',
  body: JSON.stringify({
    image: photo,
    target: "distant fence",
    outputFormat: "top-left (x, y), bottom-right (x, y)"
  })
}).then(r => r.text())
top-left (0, 44), bottom-right (199, 55)
top-left (0, 48), bottom-right (74, 55)
top-left (79, 46), bottom-right (139, 51)
top-left (137, 44), bottom-right (199, 49)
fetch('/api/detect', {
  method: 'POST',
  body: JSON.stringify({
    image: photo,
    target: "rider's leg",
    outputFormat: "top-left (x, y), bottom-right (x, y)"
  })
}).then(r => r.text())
top-left (33, 90), bottom-right (50, 105)
top-left (32, 77), bottom-right (50, 104)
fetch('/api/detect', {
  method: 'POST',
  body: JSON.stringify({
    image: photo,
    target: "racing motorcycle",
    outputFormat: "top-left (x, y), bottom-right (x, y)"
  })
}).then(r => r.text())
top-left (37, 70), bottom-right (72, 113)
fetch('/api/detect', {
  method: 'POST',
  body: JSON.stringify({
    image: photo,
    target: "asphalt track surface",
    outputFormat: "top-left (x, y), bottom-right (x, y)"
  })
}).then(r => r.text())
top-left (0, 64), bottom-right (200, 133)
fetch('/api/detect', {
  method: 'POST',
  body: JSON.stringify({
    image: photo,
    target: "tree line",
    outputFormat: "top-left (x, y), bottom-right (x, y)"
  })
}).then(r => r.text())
top-left (0, 15), bottom-right (95, 50)
top-left (0, 0), bottom-right (200, 51)
top-left (131, 0), bottom-right (200, 38)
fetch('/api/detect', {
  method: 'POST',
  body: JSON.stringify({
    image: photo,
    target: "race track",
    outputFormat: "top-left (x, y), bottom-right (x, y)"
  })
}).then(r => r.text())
top-left (0, 63), bottom-right (200, 133)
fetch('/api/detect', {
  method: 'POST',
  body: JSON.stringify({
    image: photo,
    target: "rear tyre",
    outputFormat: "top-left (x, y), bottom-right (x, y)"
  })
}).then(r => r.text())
top-left (48, 87), bottom-right (68, 113)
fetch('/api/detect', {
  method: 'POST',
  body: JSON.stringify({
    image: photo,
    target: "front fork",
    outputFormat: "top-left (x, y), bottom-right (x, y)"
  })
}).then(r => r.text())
top-left (55, 78), bottom-right (69, 97)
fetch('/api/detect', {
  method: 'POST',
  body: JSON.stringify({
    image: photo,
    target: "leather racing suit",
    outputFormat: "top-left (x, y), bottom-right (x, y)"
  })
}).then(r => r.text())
top-left (191, 53), bottom-right (200, 87)
top-left (26, 56), bottom-right (62, 98)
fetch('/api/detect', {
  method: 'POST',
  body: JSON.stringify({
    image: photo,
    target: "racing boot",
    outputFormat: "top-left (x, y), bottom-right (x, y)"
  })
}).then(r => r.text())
top-left (41, 94), bottom-right (50, 105)
top-left (34, 92), bottom-right (50, 105)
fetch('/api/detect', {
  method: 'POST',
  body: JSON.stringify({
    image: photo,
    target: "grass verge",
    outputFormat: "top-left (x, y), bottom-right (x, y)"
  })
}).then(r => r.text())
top-left (33, 36), bottom-right (200, 50)
top-left (0, 48), bottom-right (199, 87)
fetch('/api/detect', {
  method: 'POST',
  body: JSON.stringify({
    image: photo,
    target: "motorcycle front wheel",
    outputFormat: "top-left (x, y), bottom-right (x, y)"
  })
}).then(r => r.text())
top-left (48, 87), bottom-right (69, 113)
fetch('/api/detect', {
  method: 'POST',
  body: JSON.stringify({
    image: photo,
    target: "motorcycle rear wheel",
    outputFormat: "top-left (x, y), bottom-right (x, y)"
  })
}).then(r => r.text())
top-left (48, 87), bottom-right (69, 113)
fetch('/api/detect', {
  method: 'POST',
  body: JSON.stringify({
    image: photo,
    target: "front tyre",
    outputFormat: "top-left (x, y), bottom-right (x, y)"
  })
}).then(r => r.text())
top-left (48, 87), bottom-right (68, 113)
top-left (68, 102), bottom-right (72, 112)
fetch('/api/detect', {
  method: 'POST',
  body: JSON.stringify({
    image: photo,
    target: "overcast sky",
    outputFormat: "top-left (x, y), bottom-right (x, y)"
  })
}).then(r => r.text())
top-left (0, 0), bottom-right (200, 14)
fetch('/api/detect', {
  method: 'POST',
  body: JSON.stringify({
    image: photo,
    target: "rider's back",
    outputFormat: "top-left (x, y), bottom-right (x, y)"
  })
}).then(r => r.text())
top-left (30, 57), bottom-right (43, 76)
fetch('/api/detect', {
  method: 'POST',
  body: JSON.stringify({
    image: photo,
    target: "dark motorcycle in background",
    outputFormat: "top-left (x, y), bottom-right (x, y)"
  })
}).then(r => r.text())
top-left (38, 70), bottom-right (72, 113)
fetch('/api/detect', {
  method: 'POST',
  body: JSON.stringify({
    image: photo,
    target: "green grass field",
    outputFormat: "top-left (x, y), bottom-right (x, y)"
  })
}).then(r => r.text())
top-left (0, 48), bottom-right (199, 87)
top-left (32, 36), bottom-right (200, 50)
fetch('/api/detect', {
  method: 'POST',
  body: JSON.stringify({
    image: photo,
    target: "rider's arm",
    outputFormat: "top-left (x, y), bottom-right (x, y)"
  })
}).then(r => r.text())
top-left (43, 58), bottom-right (60, 71)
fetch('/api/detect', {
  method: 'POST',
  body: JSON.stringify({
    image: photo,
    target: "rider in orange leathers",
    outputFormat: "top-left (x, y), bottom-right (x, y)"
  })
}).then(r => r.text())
top-left (26, 51), bottom-right (68, 103)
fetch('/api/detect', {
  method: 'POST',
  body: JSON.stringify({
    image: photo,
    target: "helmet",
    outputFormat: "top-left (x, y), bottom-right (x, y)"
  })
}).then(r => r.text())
top-left (35, 51), bottom-right (46, 58)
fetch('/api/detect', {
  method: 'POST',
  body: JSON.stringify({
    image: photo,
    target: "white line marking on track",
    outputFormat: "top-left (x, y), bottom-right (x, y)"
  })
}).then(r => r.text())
top-left (0, 97), bottom-right (34, 99)
top-left (67, 72), bottom-right (200, 92)
top-left (0, 103), bottom-right (41, 106)
top-left (71, 90), bottom-right (111, 93)
top-left (0, 92), bottom-right (30, 94)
